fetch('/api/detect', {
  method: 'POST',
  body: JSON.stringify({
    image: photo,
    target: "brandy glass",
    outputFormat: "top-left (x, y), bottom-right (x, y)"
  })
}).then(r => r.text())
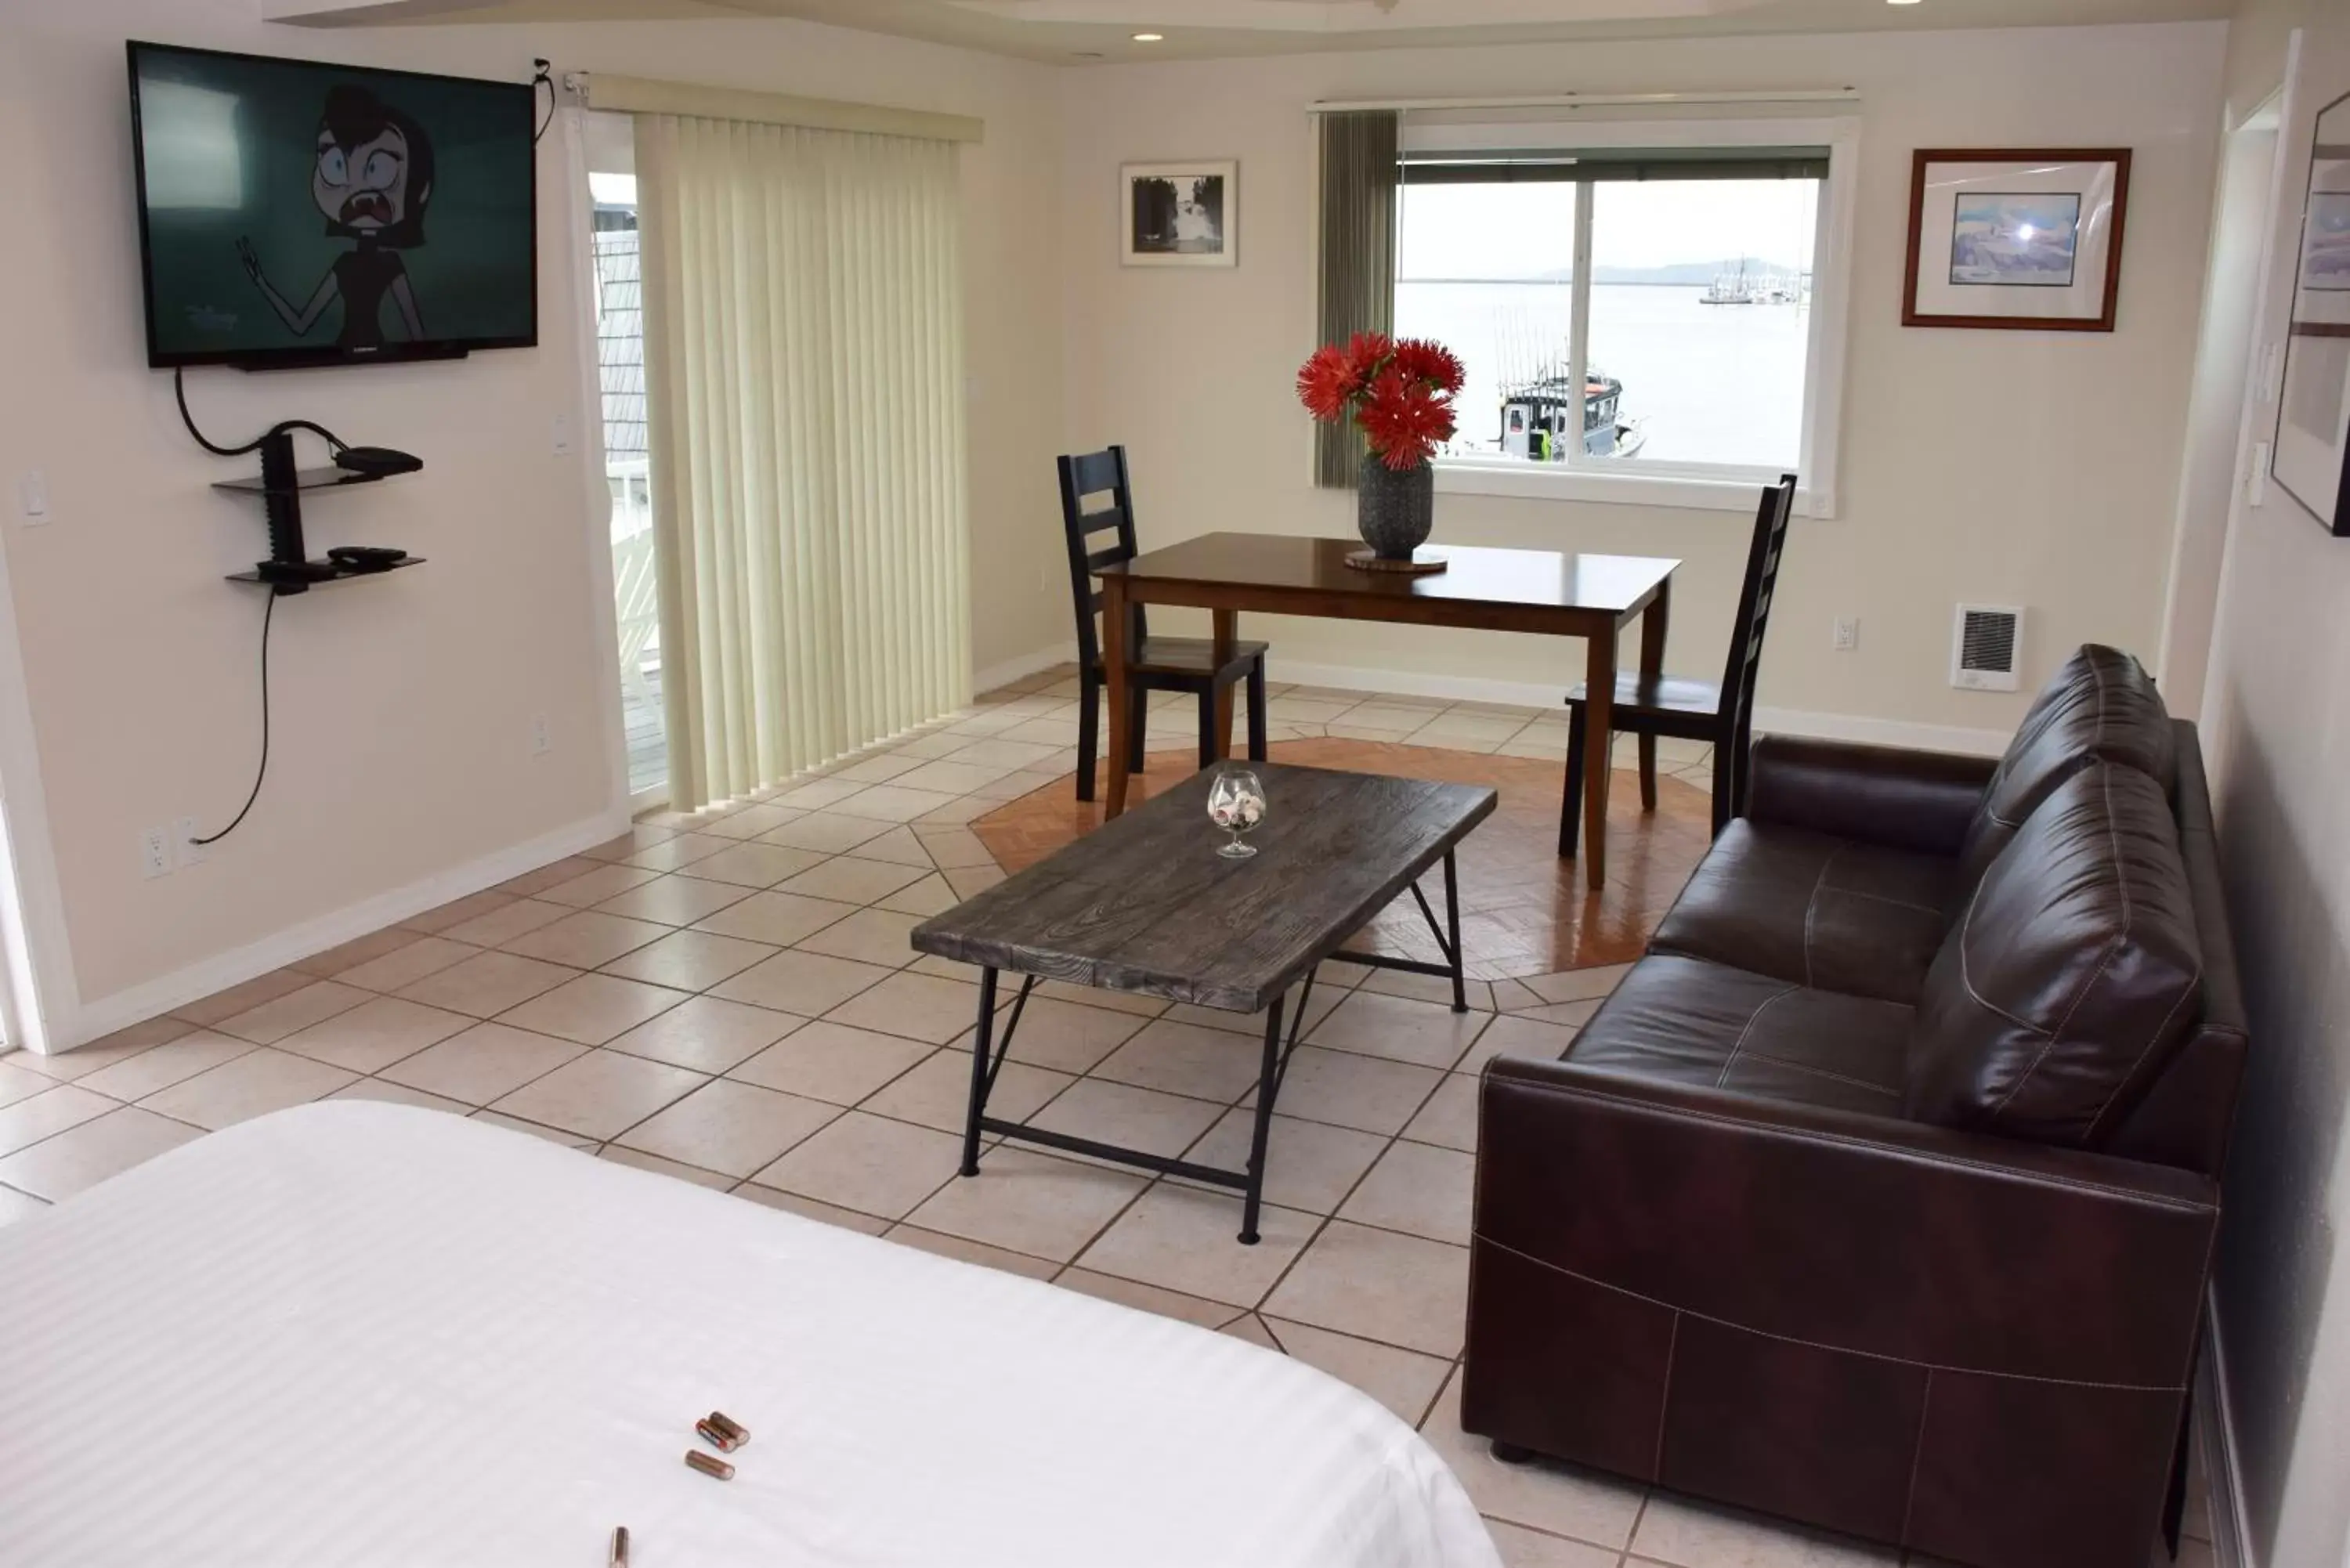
top-left (1206, 766), bottom-right (1267, 859)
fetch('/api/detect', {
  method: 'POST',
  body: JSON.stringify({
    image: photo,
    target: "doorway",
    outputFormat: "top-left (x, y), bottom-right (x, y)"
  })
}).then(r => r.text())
top-left (2158, 89), bottom-right (2287, 719)
top-left (585, 110), bottom-right (667, 808)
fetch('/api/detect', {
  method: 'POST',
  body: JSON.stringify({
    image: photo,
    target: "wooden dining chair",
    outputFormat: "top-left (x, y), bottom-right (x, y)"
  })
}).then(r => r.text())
top-left (1061, 447), bottom-right (1269, 802)
top-left (1558, 472), bottom-right (1796, 855)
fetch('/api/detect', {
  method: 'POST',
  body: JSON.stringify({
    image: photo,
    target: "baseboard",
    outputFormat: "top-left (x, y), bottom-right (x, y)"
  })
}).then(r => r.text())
top-left (1269, 658), bottom-right (1577, 711)
top-left (1264, 658), bottom-right (2012, 757)
top-left (1748, 705), bottom-right (2010, 758)
top-left (51, 804), bottom-right (631, 1053)
top-left (2199, 1291), bottom-right (2256, 1568)
top-left (974, 642), bottom-right (1075, 695)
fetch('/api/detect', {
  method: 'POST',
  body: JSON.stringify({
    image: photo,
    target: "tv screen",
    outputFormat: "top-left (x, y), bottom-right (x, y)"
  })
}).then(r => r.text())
top-left (128, 42), bottom-right (537, 369)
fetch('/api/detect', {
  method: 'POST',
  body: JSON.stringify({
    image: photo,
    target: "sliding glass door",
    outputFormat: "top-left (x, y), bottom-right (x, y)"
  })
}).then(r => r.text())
top-left (586, 120), bottom-right (667, 807)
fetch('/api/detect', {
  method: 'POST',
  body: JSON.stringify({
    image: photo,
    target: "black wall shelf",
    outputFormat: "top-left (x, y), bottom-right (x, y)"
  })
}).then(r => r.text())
top-left (212, 467), bottom-right (391, 498)
top-left (216, 430), bottom-right (418, 595)
top-left (226, 557), bottom-right (425, 591)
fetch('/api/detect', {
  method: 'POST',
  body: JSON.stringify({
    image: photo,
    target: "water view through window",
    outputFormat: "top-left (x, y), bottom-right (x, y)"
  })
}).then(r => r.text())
top-left (1394, 176), bottom-right (1820, 471)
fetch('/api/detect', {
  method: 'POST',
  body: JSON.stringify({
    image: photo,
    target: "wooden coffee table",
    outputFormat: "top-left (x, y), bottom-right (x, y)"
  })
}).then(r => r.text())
top-left (911, 762), bottom-right (1496, 1244)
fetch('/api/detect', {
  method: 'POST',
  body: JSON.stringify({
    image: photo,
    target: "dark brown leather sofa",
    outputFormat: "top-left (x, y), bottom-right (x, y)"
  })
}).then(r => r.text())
top-left (1463, 645), bottom-right (2247, 1568)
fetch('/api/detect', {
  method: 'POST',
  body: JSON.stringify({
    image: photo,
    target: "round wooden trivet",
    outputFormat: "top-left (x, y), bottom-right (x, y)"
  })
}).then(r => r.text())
top-left (1343, 548), bottom-right (1449, 575)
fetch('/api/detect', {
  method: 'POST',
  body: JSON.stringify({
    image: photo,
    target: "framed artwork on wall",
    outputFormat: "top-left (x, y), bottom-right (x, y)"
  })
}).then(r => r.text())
top-left (1902, 148), bottom-right (2131, 331)
top-left (2273, 90), bottom-right (2350, 535)
top-left (1121, 161), bottom-right (1238, 268)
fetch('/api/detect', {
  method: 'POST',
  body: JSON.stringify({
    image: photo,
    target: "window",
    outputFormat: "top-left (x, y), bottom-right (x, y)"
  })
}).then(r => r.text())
top-left (1390, 117), bottom-right (1855, 514)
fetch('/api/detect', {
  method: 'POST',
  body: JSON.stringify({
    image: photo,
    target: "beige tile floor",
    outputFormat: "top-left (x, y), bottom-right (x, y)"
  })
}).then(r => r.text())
top-left (0, 671), bottom-right (2211, 1568)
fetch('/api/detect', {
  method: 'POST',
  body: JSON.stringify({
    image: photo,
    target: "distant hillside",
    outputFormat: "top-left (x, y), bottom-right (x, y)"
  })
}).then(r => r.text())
top-left (1597, 260), bottom-right (1772, 286)
top-left (1399, 259), bottom-right (1806, 286)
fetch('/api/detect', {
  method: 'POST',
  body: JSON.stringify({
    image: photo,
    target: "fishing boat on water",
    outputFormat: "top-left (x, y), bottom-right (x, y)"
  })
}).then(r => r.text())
top-left (1701, 258), bottom-right (1757, 305)
top-left (1499, 367), bottom-right (1647, 461)
top-left (1704, 258), bottom-right (1806, 305)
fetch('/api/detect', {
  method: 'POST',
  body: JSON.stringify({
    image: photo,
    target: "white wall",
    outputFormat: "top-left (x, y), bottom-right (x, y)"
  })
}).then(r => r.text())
top-left (1054, 23), bottom-right (2228, 744)
top-left (0, 2), bottom-right (1064, 1044)
top-left (2194, 7), bottom-right (2350, 1567)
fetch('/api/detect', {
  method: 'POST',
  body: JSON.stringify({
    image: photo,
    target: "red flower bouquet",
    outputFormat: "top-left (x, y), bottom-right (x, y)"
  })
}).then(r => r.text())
top-left (1296, 333), bottom-right (1464, 470)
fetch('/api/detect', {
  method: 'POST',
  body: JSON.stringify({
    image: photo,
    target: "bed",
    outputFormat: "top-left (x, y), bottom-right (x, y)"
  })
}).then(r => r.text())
top-left (0, 1101), bottom-right (1499, 1567)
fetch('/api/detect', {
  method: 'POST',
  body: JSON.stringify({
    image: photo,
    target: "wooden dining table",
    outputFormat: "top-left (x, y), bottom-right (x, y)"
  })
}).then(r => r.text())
top-left (1097, 533), bottom-right (1681, 891)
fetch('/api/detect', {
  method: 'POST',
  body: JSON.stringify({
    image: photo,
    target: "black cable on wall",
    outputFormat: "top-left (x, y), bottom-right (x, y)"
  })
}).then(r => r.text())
top-left (190, 590), bottom-right (276, 847)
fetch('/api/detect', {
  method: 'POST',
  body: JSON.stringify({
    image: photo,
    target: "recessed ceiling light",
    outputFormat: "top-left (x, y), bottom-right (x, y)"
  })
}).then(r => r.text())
top-left (1132, 31), bottom-right (1165, 42)
top-left (1886, 1), bottom-right (1922, 5)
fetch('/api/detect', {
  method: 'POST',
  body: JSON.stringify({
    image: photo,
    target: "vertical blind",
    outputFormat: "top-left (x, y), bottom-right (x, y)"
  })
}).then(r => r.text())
top-left (1313, 110), bottom-right (1401, 489)
top-left (635, 112), bottom-right (971, 811)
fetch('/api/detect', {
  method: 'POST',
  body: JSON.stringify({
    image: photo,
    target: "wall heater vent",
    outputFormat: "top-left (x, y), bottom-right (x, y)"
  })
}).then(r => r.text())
top-left (1951, 605), bottom-right (2023, 692)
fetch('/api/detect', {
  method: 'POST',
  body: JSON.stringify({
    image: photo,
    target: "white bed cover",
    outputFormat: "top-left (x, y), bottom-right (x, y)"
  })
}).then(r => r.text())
top-left (0, 1102), bottom-right (1499, 1568)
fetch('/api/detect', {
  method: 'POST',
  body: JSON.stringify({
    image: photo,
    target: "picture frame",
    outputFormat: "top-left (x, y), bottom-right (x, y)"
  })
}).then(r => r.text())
top-left (2273, 90), bottom-right (2350, 535)
top-left (1902, 148), bottom-right (2131, 331)
top-left (1121, 161), bottom-right (1237, 268)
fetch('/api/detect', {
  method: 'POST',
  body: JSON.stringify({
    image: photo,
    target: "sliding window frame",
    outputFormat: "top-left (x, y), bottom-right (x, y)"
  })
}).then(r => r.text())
top-left (1394, 116), bottom-right (1860, 517)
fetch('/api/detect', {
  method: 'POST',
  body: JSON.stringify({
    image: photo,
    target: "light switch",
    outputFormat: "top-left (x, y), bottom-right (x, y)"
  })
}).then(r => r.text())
top-left (18, 470), bottom-right (49, 524)
top-left (551, 412), bottom-right (573, 457)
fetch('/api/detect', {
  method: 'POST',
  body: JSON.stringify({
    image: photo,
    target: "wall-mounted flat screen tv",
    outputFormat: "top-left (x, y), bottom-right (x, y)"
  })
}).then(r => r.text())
top-left (128, 42), bottom-right (537, 369)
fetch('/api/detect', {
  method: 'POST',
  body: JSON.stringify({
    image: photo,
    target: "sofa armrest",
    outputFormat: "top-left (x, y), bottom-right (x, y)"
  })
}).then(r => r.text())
top-left (1745, 735), bottom-right (1998, 858)
top-left (1475, 1055), bottom-right (2216, 1389)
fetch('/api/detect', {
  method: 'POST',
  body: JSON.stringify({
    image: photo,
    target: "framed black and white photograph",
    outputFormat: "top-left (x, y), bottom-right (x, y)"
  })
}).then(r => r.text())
top-left (2274, 91), bottom-right (2350, 535)
top-left (1903, 149), bottom-right (2131, 331)
top-left (1121, 161), bottom-right (1237, 268)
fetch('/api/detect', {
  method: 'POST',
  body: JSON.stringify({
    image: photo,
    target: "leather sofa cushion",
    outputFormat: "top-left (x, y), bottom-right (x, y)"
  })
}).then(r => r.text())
top-left (1650, 820), bottom-right (1954, 1005)
top-left (1564, 953), bottom-right (1914, 1116)
top-left (1954, 645), bottom-right (2176, 894)
top-left (1908, 765), bottom-right (2203, 1146)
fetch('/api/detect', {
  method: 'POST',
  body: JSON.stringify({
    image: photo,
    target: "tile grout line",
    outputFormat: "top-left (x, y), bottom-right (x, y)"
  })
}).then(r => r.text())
top-left (0, 1175), bottom-right (48, 1205)
top-left (5, 674), bottom-right (1647, 1384)
top-left (1214, 1018), bottom-right (1485, 1331)
top-left (598, 1015), bottom-right (974, 1205)
top-left (5, 1012), bottom-right (1521, 1184)
top-left (5, 919), bottom-right (1524, 1251)
top-left (924, 992), bottom-right (1484, 1351)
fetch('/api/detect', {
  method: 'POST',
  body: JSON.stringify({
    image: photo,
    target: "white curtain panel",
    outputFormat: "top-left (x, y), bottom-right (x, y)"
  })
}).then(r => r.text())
top-left (635, 113), bottom-right (971, 811)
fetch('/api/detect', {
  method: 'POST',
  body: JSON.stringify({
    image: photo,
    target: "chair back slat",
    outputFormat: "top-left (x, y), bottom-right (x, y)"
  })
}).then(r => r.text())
top-left (1058, 446), bottom-right (1147, 670)
top-left (1064, 448), bottom-right (1125, 500)
top-left (1716, 472), bottom-right (1797, 818)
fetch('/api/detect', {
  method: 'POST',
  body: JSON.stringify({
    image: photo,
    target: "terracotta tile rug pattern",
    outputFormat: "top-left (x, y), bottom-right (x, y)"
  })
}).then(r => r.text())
top-left (974, 737), bottom-right (1714, 978)
top-left (0, 667), bottom-right (2210, 1568)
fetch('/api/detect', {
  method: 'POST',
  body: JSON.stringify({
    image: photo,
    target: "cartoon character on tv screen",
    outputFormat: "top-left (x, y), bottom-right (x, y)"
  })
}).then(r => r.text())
top-left (237, 85), bottom-right (435, 350)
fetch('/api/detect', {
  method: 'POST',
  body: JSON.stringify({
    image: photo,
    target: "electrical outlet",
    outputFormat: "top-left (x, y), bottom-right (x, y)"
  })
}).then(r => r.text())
top-left (530, 714), bottom-right (551, 756)
top-left (1831, 616), bottom-right (1860, 652)
top-left (139, 826), bottom-right (172, 880)
top-left (174, 815), bottom-right (206, 869)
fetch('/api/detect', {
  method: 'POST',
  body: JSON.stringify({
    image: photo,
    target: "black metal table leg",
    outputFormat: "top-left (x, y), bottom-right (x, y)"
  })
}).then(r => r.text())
top-left (1238, 993), bottom-right (1288, 1245)
top-left (959, 967), bottom-right (1000, 1177)
top-left (1443, 849), bottom-right (1467, 1013)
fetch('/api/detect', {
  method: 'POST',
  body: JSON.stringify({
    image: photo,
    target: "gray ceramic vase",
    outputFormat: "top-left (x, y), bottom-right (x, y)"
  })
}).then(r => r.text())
top-left (1357, 454), bottom-right (1434, 559)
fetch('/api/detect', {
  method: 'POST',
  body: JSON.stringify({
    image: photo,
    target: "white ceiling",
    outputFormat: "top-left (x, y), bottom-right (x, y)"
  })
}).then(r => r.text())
top-left (274, 0), bottom-right (2231, 60)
